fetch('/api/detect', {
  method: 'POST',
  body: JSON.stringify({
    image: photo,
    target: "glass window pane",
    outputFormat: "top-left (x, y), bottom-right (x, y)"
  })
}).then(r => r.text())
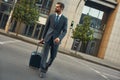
top-left (89, 8), bottom-right (99, 18)
top-left (0, 3), bottom-right (12, 13)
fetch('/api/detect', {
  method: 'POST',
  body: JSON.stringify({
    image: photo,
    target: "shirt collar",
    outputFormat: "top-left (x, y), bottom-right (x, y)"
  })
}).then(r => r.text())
top-left (56, 13), bottom-right (62, 17)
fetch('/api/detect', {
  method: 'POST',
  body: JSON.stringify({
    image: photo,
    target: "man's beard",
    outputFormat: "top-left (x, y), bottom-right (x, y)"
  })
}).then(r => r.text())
top-left (55, 9), bottom-right (60, 13)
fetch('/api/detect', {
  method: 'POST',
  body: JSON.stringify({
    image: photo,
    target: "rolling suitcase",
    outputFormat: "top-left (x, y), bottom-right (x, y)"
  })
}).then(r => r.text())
top-left (29, 43), bottom-right (42, 68)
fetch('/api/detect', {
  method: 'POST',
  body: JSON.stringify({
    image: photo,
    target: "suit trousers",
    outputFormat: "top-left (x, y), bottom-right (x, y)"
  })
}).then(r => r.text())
top-left (40, 37), bottom-right (59, 73)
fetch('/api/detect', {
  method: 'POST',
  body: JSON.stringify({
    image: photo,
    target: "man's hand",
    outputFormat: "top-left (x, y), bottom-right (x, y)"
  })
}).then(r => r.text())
top-left (54, 38), bottom-right (60, 44)
top-left (39, 38), bottom-right (44, 44)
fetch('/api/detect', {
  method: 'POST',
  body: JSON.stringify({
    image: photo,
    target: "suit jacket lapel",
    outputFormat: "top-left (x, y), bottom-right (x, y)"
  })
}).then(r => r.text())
top-left (53, 14), bottom-right (56, 22)
top-left (59, 15), bottom-right (63, 22)
top-left (54, 14), bottom-right (64, 27)
top-left (58, 15), bottom-right (64, 25)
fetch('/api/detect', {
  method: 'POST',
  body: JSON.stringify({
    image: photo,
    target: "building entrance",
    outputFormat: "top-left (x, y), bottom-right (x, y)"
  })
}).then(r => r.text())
top-left (72, 0), bottom-right (117, 57)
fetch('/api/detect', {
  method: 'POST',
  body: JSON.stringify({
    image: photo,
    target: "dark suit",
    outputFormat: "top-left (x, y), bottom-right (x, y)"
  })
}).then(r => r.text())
top-left (40, 13), bottom-right (68, 72)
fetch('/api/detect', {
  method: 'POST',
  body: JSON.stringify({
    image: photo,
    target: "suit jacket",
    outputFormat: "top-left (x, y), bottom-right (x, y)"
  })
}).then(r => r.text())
top-left (42, 13), bottom-right (68, 43)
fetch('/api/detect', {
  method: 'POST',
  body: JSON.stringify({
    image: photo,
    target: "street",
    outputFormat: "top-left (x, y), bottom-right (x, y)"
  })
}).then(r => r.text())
top-left (0, 34), bottom-right (120, 80)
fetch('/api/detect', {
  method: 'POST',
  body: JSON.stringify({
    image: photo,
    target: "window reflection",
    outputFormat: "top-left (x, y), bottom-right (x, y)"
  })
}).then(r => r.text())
top-left (36, 0), bottom-right (53, 15)
top-left (2, 0), bottom-right (13, 3)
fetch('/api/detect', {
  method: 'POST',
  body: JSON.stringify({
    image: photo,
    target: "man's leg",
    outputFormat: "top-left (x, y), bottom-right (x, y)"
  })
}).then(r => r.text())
top-left (46, 43), bottom-right (59, 68)
top-left (40, 42), bottom-right (50, 73)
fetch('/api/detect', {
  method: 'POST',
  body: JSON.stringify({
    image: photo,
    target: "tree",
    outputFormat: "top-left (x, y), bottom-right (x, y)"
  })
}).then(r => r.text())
top-left (12, 0), bottom-right (39, 35)
top-left (72, 15), bottom-right (94, 54)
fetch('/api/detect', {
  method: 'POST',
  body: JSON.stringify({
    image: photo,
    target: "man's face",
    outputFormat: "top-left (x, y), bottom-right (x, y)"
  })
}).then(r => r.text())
top-left (55, 4), bottom-right (62, 13)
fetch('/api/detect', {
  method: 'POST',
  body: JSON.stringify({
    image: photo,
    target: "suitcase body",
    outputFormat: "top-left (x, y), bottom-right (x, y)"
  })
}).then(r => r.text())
top-left (29, 51), bottom-right (41, 68)
top-left (29, 43), bottom-right (42, 69)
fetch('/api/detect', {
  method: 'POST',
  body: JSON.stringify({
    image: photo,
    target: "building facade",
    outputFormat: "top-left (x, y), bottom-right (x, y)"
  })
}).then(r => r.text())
top-left (0, 0), bottom-right (120, 64)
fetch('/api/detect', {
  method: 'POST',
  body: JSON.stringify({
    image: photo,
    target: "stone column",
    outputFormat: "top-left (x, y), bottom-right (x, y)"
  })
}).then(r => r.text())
top-left (98, 0), bottom-right (120, 58)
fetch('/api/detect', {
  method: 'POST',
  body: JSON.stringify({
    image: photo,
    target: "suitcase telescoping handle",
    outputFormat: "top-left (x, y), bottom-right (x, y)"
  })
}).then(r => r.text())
top-left (36, 43), bottom-right (39, 53)
top-left (36, 42), bottom-right (44, 53)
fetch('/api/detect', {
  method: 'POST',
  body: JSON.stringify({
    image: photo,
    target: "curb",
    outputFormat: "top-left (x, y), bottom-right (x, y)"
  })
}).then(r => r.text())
top-left (58, 49), bottom-right (120, 71)
top-left (82, 58), bottom-right (120, 71)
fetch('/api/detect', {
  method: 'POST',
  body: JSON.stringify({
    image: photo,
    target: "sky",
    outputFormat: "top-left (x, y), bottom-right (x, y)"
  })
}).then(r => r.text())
top-left (82, 6), bottom-right (104, 20)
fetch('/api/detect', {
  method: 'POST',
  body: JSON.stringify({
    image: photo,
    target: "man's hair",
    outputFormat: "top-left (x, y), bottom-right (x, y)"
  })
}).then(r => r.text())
top-left (57, 2), bottom-right (65, 10)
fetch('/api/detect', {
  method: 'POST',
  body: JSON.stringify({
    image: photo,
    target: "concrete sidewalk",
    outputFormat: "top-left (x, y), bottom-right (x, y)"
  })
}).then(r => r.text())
top-left (0, 29), bottom-right (120, 71)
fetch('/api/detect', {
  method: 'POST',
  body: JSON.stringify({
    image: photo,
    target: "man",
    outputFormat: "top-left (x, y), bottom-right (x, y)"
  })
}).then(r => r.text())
top-left (39, 2), bottom-right (68, 78)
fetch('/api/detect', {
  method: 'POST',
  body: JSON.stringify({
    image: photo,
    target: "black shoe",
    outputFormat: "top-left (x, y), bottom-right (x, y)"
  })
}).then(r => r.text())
top-left (39, 72), bottom-right (46, 78)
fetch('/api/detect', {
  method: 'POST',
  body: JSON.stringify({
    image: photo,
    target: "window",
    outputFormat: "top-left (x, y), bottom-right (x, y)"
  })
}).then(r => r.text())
top-left (42, 0), bottom-right (52, 10)
top-left (2, 0), bottom-right (13, 4)
top-left (0, 0), bottom-right (13, 13)
top-left (36, 0), bottom-right (53, 15)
